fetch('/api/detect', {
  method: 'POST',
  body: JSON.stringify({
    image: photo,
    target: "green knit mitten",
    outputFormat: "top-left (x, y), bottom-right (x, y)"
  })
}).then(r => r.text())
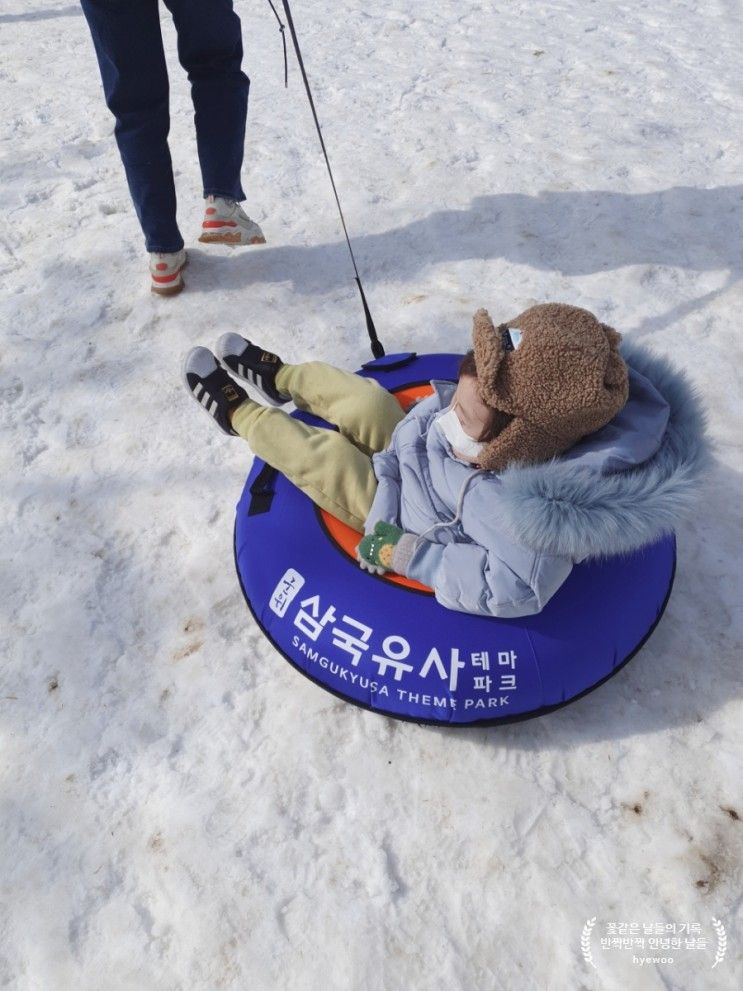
top-left (357, 521), bottom-right (405, 575)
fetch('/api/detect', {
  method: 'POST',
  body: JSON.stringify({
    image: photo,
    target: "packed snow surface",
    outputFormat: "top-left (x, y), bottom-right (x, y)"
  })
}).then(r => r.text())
top-left (1, 1), bottom-right (741, 989)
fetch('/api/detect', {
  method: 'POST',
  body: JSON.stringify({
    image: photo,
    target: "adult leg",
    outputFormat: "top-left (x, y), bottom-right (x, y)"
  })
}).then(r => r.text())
top-left (164, 0), bottom-right (249, 202)
top-left (274, 362), bottom-right (406, 457)
top-left (231, 400), bottom-right (378, 531)
top-left (79, 0), bottom-right (184, 252)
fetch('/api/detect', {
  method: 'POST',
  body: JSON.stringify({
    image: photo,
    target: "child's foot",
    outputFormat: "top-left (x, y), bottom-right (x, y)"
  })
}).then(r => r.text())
top-left (182, 347), bottom-right (249, 435)
top-left (215, 333), bottom-right (291, 406)
top-left (150, 249), bottom-right (188, 295)
top-left (198, 195), bottom-right (266, 246)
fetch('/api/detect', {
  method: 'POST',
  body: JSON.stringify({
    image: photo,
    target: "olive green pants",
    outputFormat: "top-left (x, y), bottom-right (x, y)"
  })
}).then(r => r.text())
top-left (230, 361), bottom-right (406, 530)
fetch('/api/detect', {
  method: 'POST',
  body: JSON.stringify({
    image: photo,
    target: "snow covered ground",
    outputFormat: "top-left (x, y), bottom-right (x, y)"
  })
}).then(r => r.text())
top-left (1, 0), bottom-right (742, 988)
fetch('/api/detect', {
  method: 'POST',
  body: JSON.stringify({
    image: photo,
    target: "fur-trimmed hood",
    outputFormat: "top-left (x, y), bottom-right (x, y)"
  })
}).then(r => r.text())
top-left (364, 341), bottom-right (710, 617)
top-left (493, 340), bottom-right (711, 560)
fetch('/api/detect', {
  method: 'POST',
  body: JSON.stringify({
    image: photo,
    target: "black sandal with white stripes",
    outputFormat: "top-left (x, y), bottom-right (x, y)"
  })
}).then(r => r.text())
top-left (215, 333), bottom-right (291, 406)
top-left (182, 347), bottom-right (249, 436)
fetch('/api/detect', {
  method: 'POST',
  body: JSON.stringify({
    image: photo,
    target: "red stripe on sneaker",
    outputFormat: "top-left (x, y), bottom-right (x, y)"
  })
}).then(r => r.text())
top-left (202, 220), bottom-right (238, 229)
top-left (152, 271), bottom-right (180, 284)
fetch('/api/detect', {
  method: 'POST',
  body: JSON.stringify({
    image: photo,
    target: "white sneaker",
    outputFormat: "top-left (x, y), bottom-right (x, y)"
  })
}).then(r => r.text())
top-left (199, 195), bottom-right (266, 246)
top-left (149, 248), bottom-right (188, 295)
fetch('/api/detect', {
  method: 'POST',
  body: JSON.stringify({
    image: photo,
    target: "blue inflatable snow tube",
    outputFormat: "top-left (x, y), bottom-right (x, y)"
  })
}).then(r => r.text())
top-left (234, 352), bottom-right (676, 726)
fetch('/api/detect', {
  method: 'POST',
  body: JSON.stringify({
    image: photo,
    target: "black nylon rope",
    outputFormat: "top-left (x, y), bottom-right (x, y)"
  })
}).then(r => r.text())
top-left (267, 0), bottom-right (385, 358)
top-left (264, 0), bottom-right (288, 87)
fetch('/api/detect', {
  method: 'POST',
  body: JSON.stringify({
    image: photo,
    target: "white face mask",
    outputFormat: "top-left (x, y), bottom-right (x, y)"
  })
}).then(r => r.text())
top-left (435, 407), bottom-right (485, 460)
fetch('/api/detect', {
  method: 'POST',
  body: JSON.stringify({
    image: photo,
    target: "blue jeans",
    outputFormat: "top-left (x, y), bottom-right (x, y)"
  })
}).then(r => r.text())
top-left (80, 0), bottom-right (249, 252)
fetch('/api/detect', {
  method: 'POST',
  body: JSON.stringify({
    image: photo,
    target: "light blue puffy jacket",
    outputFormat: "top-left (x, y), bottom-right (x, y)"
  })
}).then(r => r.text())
top-left (362, 342), bottom-right (705, 619)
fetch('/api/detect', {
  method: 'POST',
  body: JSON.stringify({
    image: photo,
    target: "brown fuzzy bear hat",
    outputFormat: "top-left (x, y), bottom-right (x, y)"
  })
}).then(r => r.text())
top-left (471, 303), bottom-right (630, 473)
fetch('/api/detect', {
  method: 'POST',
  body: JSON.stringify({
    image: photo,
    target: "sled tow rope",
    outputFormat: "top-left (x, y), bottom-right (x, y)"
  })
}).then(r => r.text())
top-left (266, 0), bottom-right (385, 358)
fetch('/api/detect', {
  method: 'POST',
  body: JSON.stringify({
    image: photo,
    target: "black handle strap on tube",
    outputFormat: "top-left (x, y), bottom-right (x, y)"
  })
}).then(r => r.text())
top-left (248, 463), bottom-right (278, 516)
top-left (271, 0), bottom-right (385, 359)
